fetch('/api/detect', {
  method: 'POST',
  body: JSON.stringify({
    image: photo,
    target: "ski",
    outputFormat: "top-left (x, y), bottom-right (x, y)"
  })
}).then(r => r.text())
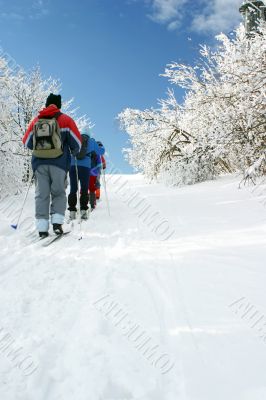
top-left (25, 233), bottom-right (50, 246)
top-left (42, 231), bottom-right (71, 247)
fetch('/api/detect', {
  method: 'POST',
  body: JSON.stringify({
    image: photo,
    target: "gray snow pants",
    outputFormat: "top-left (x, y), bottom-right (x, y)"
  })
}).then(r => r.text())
top-left (35, 165), bottom-right (67, 221)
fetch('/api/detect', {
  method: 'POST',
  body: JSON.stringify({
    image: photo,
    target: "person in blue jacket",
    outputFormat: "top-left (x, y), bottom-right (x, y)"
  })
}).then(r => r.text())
top-left (68, 127), bottom-right (105, 219)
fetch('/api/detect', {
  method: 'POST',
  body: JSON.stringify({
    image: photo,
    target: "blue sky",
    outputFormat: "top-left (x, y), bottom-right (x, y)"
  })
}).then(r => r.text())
top-left (0, 0), bottom-right (242, 172)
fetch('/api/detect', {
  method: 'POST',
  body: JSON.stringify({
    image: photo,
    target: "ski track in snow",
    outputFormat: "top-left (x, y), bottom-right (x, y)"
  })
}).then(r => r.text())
top-left (0, 174), bottom-right (266, 399)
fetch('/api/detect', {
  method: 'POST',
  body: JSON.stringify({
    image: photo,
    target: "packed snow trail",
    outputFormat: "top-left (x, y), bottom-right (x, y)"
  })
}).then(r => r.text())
top-left (0, 174), bottom-right (266, 400)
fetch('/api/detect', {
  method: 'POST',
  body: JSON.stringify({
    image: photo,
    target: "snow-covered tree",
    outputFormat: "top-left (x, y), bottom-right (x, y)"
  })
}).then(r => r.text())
top-left (0, 60), bottom-right (91, 195)
top-left (119, 90), bottom-right (196, 183)
top-left (119, 23), bottom-right (266, 185)
top-left (165, 23), bottom-right (266, 182)
top-left (0, 58), bottom-right (21, 194)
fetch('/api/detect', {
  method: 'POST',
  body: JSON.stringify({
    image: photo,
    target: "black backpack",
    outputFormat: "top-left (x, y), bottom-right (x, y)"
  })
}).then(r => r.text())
top-left (77, 134), bottom-right (89, 160)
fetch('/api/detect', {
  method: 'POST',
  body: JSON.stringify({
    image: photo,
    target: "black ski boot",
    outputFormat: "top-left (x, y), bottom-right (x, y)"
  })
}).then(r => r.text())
top-left (53, 224), bottom-right (63, 235)
top-left (89, 192), bottom-right (96, 210)
top-left (39, 232), bottom-right (49, 238)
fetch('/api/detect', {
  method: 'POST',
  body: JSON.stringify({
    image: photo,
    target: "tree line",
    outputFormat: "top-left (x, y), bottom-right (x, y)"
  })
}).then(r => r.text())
top-left (118, 24), bottom-right (266, 186)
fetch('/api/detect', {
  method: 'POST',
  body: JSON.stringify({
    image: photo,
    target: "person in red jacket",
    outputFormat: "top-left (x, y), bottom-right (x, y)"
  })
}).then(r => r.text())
top-left (22, 93), bottom-right (81, 237)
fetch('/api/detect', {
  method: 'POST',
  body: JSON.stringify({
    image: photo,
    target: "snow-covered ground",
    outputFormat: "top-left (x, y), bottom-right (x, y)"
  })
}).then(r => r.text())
top-left (0, 174), bottom-right (266, 400)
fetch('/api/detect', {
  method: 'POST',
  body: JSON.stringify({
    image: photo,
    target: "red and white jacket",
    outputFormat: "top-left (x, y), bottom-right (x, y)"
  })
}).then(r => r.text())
top-left (23, 105), bottom-right (82, 172)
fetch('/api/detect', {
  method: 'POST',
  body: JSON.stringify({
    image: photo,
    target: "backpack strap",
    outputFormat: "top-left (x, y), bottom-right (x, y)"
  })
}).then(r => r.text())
top-left (38, 111), bottom-right (62, 120)
top-left (54, 111), bottom-right (62, 119)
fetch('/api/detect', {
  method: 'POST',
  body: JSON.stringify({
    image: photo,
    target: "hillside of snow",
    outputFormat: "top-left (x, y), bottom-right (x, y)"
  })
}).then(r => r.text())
top-left (0, 174), bottom-right (266, 400)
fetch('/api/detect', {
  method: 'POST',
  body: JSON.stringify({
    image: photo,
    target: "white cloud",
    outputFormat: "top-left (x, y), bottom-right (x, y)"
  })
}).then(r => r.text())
top-left (167, 19), bottom-right (181, 31)
top-left (137, 0), bottom-right (242, 34)
top-left (148, 0), bottom-right (187, 22)
top-left (147, 0), bottom-right (188, 28)
top-left (191, 0), bottom-right (242, 34)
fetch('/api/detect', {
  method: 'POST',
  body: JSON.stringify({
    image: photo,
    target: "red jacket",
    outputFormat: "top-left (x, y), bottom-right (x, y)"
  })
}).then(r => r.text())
top-left (22, 105), bottom-right (81, 172)
top-left (101, 155), bottom-right (106, 170)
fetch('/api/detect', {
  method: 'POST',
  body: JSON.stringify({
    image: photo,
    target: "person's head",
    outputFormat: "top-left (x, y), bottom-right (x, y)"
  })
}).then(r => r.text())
top-left (97, 141), bottom-right (103, 147)
top-left (45, 93), bottom-right (62, 109)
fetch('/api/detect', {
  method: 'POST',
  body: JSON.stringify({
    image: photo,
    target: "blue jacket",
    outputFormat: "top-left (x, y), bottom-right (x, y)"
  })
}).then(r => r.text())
top-left (71, 136), bottom-right (105, 169)
top-left (91, 154), bottom-right (102, 176)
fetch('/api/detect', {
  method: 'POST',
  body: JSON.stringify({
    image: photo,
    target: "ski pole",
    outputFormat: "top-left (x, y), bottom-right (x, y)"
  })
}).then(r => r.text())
top-left (74, 157), bottom-right (82, 239)
top-left (102, 168), bottom-right (111, 217)
top-left (11, 174), bottom-right (34, 230)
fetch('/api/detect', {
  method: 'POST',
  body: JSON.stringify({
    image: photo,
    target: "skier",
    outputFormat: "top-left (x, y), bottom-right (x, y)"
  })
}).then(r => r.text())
top-left (95, 141), bottom-right (106, 200)
top-left (68, 128), bottom-right (105, 219)
top-left (89, 153), bottom-right (103, 209)
top-left (22, 93), bottom-right (82, 237)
